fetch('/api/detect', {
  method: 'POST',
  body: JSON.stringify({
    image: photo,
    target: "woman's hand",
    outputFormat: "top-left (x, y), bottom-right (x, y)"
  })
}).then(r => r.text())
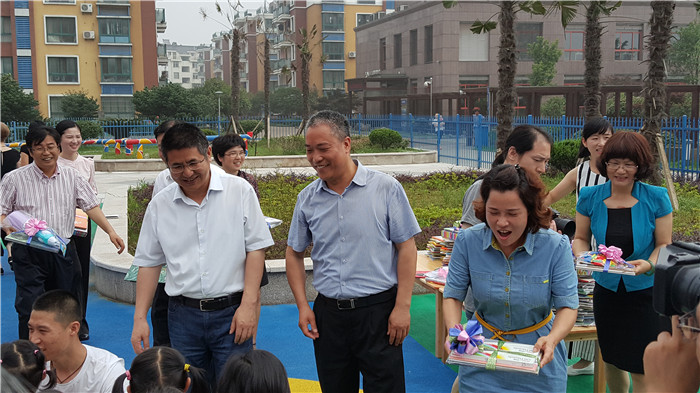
top-left (533, 335), bottom-right (559, 367)
top-left (628, 259), bottom-right (652, 275)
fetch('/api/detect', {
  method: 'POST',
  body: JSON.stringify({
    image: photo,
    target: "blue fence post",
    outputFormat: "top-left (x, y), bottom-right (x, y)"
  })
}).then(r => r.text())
top-left (409, 113), bottom-right (414, 148)
top-left (389, 113), bottom-right (393, 132)
top-left (455, 114), bottom-right (460, 166)
top-left (561, 115), bottom-right (567, 141)
top-left (527, 114), bottom-right (534, 125)
top-left (681, 115), bottom-right (688, 175)
top-left (357, 113), bottom-right (363, 136)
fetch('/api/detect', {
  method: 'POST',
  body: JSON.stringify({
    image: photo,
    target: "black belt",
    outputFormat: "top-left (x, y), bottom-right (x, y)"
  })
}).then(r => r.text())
top-left (317, 287), bottom-right (397, 311)
top-left (172, 292), bottom-right (242, 312)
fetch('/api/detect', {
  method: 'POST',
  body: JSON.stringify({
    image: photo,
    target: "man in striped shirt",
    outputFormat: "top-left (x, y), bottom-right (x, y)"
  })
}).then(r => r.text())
top-left (0, 125), bottom-right (125, 339)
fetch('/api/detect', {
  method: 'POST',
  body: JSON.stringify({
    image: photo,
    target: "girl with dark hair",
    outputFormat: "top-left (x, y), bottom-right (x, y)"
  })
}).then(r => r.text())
top-left (1, 339), bottom-right (57, 391)
top-left (573, 131), bottom-right (673, 393)
top-left (111, 347), bottom-right (209, 393)
top-left (217, 350), bottom-right (290, 393)
top-left (543, 117), bottom-right (613, 375)
top-left (445, 165), bottom-right (579, 392)
top-left (55, 119), bottom-right (97, 341)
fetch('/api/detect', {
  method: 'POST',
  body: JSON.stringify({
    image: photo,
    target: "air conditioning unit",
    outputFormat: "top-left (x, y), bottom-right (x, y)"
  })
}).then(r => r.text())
top-left (348, 51), bottom-right (356, 59)
top-left (398, 5), bottom-right (409, 11)
top-left (80, 3), bottom-right (93, 13)
top-left (83, 31), bottom-right (95, 40)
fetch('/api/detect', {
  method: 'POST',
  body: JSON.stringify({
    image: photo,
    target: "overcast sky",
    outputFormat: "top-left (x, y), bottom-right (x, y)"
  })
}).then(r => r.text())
top-left (157, 0), bottom-right (264, 46)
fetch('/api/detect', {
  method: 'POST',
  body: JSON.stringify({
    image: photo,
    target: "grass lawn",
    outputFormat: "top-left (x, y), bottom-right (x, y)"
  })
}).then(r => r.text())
top-left (81, 135), bottom-right (418, 160)
top-left (127, 170), bottom-right (700, 258)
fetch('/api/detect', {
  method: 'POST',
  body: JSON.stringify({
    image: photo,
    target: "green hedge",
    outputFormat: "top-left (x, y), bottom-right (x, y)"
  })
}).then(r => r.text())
top-left (369, 128), bottom-right (404, 149)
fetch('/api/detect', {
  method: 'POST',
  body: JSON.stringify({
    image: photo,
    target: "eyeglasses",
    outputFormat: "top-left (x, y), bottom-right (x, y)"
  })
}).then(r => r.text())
top-left (606, 161), bottom-right (638, 171)
top-left (32, 144), bottom-right (58, 153)
top-left (679, 309), bottom-right (700, 339)
top-left (224, 150), bottom-right (246, 158)
top-left (168, 158), bottom-right (206, 174)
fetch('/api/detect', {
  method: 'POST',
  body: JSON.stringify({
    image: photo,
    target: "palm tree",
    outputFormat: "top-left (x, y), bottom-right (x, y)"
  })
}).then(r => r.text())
top-left (583, 1), bottom-right (622, 120)
top-left (642, 1), bottom-right (677, 200)
top-left (295, 25), bottom-right (320, 135)
top-left (447, 1), bottom-right (576, 152)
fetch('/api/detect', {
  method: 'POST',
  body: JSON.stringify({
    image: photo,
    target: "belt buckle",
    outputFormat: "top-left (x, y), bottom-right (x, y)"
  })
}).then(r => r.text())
top-left (337, 298), bottom-right (355, 310)
top-left (199, 298), bottom-right (214, 312)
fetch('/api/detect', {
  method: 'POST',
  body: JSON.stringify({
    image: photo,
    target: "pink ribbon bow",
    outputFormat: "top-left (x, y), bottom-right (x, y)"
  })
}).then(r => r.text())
top-left (598, 244), bottom-right (632, 269)
top-left (24, 218), bottom-right (48, 237)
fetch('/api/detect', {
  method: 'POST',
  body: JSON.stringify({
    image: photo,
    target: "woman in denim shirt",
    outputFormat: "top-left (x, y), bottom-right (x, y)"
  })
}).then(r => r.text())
top-left (573, 132), bottom-right (673, 393)
top-left (444, 165), bottom-right (579, 392)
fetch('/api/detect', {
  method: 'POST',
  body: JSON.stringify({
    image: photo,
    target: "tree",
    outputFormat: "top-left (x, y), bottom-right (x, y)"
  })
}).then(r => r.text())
top-left (641, 1), bottom-right (675, 188)
top-left (60, 90), bottom-right (99, 119)
top-left (447, 0), bottom-right (577, 152)
top-left (132, 83), bottom-right (196, 118)
top-left (270, 87), bottom-right (303, 116)
top-left (313, 89), bottom-right (359, 114)
top-left (528, 36), bottom-right (562, 86)
top-left (668, 22), bottom-right (700, 84)
top-left (295, 24), bottom-right (321, 135)
top-left (584, 1), bottom-right (622, 120)
top-left (0, 74), bottom-right (41, 122)
top-left (191, 78), bottom-right (233, 118)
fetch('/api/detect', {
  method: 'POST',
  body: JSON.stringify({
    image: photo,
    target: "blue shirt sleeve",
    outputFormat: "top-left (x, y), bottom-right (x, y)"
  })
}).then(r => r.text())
top-left (444, 229), bottom-right (471, 301)
top-left (549, 234), bottom-right (579, 310)
top-left (576, 186), bottom-right (595, 217)
top-left (387, 180), bottom-right (422, 244)
top-left (287, 190), bottom-right (312, 253)
top-left (653, 186), bottom-right (673, 218)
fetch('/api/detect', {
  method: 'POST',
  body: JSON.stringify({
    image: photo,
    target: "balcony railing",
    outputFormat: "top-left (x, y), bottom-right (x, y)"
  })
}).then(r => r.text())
top-left (155, 8), bottom-right (167, 33)
top-left (271, 58), bottom-right (291, 70)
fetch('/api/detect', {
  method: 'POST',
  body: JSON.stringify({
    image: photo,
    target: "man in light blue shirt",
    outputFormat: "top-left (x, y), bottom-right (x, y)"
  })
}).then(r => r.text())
top-left (286, 110), bottom-right (421, 393)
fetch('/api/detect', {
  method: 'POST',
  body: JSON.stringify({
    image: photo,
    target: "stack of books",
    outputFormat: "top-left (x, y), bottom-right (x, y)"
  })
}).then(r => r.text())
top-left (447, 339), bottom-right (541, 374)
top-left (576, 275), bottom-right (595, 326)
top-left (426, 236), bottom-right (449, 261)
top-left (575, 251), bottom-right (635, 275)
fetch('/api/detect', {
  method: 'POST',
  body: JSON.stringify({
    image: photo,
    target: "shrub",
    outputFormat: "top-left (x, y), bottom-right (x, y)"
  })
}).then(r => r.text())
top-left (541, 96), bottom-right (566, 117)
top-left (369, 128), bottom-right (403, 149)
top-left (239, 119), bottom-right (266, 137)
top-left (549, 139), bottom-right (579, 174)
top-left (278, 135), bottom-right (306, 155)
top-left (127, 181), bottom-right (154, 255)
top-left (75, 120), bottom-right (102, 139)
top-left (201, 128), bottom-right (217, 136)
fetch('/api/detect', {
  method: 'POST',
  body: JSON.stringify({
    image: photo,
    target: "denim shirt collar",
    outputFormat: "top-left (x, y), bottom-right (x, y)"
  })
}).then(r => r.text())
top-left (481, 226), bottom-right (536, 256)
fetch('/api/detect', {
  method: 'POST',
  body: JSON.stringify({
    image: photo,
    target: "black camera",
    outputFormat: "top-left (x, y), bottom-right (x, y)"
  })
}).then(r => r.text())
top-left (653, 241), bottom-right (700, 316)
top-left (550, 209), bottom-right (576, 240)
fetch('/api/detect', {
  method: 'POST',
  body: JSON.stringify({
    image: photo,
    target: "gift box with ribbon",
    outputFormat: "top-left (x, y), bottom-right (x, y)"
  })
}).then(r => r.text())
top-left (446, 321), bottom-right (542, 374)
top-left (575, 244), bottom-right (635, 275)
top-left (3, 211), bottom-right (67, 256)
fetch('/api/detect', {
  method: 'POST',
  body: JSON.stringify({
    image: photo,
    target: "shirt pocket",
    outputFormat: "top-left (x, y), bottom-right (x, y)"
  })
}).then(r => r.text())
top-left (470, 270), bottom-right (493, 304)
top-left (523, 275), bottom-right (551, 308)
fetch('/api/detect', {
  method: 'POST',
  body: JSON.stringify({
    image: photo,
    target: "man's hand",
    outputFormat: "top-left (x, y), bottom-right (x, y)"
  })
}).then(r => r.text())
top-left (533, 335), bottom-right (558, 367)
top-left (387, 305), bottom-right (410, 346)
top-left (108, 231), bottom-right (125, 254)
top-left (230, 302), bottom-right (257, 344)
top-left (297, 304), bottom-right (319, 340)
top-left (643, 315), bottom-right (700, 393)
top-left (131, 318), bottom-right (151, 354)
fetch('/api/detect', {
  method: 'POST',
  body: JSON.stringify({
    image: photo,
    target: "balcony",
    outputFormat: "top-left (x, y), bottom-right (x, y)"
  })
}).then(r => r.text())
top-left (271, 58), bottom-right (291, 72)
top-left (271, 33), bottom-right (293, 49)
top-left (272, 4), bottom-right (291, 22)
top-left (157, 43), bottom-right (167, 66)
top-left (156, 8), bottom-right (167, 34)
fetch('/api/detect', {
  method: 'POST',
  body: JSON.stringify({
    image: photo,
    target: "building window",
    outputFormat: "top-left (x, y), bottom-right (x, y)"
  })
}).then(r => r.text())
top-left (424, 25), bottom-right (433, 64)
top-left (173, 61), bottom-right (179, 68)
top-left (515, 75), bottom-right (530, 86)
top-left (48, 96), bottom-right (67, 119)
top-left (182, 66), bottom-right (190, 72)
top-left (459, 75), bottom-right (489, 88)
top-left (101, 96), bottom-right (134, 118)
top-left (2, 57), bottom-right (13, 75)
top-left (47, 56), bottom-right (79, 83)
top-left (615, 24), bottom-right (642, 61)
top-left (173, 72), bottom-right (180, 79)
top-left (45, 16), bottom-right (77, 44)
top-left (409, 29), bottom-right (417, 66)
top-left (515, 22), bottom-right (543, 61)
top-left (99, 18), bottom-right (130, 43)
top-left (393, 33), bottom-right (402, 68)
top-left (100, 58), bottom-right (131, 82)
top-left (357, 0), bottom-right (375, 4)
top-left (379, 37), bottom-right (386, 70)
top-left (459, 22), bottom-right (488, 61)
top-left (43, 0), bottom-right (76, 3)
top-left (357, 13), bottom-right (373, 27)
top-left (564, 75), bottom-right (584, 85)
top-left (323, 42), bottom-right (344, 61)
top-left (564, 25), bottom-right (584, 61)
top-left (323, 70), bottom-right (345, 90)
top-left (322, 13), bottom-right (343, 32)
top-left (1, 16), bottom-right (11, 43)
top-left (409, 78), bottom-right (417, 94)
top-left (182, 77), bottom-right (190, 83)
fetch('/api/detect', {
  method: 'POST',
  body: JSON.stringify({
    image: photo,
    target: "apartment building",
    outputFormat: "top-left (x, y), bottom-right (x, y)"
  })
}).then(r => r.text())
top-left (160, 39), bottom-right (207, 88)
top-left (353, 1), bottom-right (699, 115)
top-left (1, 0), bottom-right (162, 119)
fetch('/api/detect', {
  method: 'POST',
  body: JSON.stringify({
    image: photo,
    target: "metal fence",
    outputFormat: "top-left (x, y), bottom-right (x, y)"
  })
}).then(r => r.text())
top-left (348, 114), bottom-right (700, 179)
top-left (5, 114), bottom-right (699, 178)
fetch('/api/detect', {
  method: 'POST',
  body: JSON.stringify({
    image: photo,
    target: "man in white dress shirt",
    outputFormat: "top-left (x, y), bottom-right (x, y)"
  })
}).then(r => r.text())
top-left (130, 123), bottom-right (274, 387)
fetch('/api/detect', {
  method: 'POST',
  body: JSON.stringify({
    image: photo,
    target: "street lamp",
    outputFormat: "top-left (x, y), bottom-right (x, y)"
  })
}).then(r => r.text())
top-left (424, 77), bottom-right (433, 116)
top-left (215, 90), bottom-right (223, 134)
